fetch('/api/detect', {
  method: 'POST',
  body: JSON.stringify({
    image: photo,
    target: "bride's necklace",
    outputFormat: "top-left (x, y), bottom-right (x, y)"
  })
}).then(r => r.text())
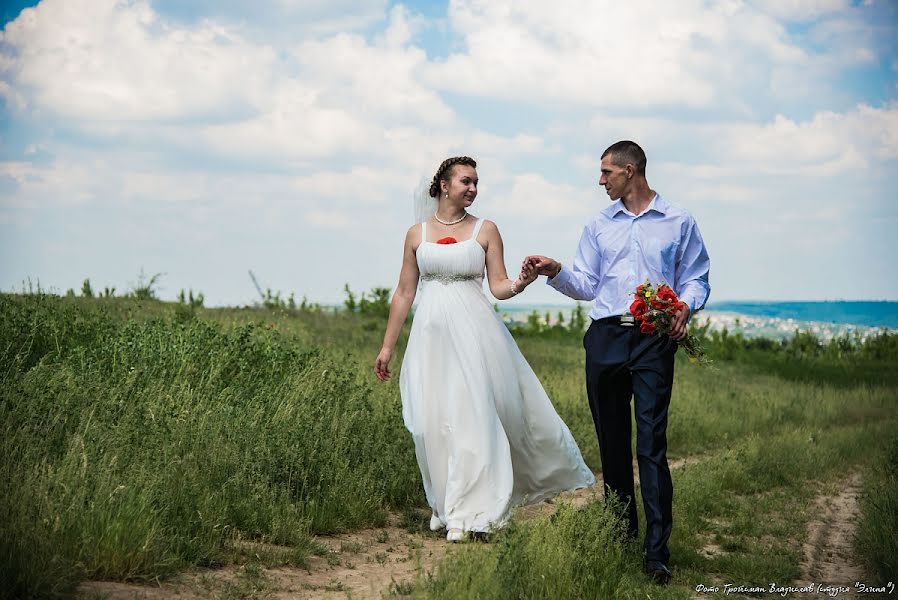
top-left (434, 211), bottom-right (467, 226)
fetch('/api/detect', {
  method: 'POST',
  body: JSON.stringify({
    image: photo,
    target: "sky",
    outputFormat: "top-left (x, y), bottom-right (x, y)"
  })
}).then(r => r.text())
top-left (1, 0), bottom-right (897, 307)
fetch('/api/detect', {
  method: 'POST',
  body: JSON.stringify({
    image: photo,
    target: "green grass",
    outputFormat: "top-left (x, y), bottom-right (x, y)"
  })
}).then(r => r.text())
top-left (0, 293), bottom-right (420, 598)
top-left (412, 391), bottom-right (896, 599)
top-left (856, 429), bottom-right (898, 581)
top-left (1, 291), bottom-right (896, 598)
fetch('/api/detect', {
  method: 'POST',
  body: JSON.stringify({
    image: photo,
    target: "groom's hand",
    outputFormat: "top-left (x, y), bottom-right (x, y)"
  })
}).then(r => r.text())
top-left (518, 261), bottom-right (539, 286)
top-left (524, 255), bottom-right (562, 278)
top-left (670, 304), bottom-right (690, 341)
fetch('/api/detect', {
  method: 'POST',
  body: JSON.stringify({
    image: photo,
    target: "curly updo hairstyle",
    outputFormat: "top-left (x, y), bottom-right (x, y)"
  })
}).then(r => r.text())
top-left (428, 156), bottom-right (477, 198)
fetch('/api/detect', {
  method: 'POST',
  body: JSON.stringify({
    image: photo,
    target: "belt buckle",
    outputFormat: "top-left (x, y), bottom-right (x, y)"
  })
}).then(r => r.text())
top-left (620, 314), bottom-right (635, 327)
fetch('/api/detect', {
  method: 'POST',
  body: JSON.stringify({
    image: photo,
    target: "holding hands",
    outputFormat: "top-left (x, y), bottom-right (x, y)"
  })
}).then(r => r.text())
top-left (517, 259), bottom-right (539, 287)
top-left (520, 255), bottom-right (693, 341)
top-left (522, 255), bottom-right (561, 279)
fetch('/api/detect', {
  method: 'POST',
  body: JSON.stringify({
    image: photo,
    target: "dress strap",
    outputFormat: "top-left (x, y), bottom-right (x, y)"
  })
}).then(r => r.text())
top-left (421, 222), bottom-right (427, 243)
top-left (470, 218), bottom-right (485, 241)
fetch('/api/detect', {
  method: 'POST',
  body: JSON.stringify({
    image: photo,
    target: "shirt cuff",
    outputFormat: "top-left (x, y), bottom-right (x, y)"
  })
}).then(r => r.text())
top-left (680, 296), bottom-right (699, 314)
top-left (546, 265), bottom-right (570, 290)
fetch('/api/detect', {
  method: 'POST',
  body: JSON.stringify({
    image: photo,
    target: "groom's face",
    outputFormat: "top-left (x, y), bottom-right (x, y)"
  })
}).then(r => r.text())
top-left (599, 154), bottom-right (629, 201)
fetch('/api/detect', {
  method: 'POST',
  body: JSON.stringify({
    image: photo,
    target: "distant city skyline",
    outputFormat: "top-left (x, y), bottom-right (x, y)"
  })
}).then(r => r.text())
top-left (2, 0), bottom-right (897, 306)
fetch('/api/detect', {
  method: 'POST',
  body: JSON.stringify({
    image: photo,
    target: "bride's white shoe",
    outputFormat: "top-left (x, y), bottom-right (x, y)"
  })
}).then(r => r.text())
top-left (446, 528), bottom-right (465, 542)
top-left (429, 514), bottom-right (445, 531)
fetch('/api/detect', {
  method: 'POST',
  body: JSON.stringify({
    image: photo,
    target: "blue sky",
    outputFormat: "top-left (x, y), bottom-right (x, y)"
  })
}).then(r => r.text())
top-left (1, 0), bottom-right (897, 306)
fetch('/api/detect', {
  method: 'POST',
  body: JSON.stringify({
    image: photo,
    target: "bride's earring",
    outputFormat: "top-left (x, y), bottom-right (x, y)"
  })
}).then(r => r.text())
top-left (444, 193), bottom-right (448, 199)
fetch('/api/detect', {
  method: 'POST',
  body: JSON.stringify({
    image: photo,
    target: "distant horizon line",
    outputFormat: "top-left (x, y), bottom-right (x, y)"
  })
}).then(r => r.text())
top-left (502, 299), bottom-right (898, 306)
top-left (203, 298), bottom-right (898, 309)
top-left (3, 287), bottom-right (898, 308)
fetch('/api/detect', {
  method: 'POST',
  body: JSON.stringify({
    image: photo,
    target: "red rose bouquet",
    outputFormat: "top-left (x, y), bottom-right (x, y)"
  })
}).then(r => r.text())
top-left (629, 280), bottom-right (709, 365)
top-left (436, 237), bottom-right (458, 244)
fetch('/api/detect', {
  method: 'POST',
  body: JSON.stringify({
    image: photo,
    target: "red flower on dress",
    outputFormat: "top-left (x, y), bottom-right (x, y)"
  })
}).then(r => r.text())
top-left (436, 237), bottom-right (458, 244)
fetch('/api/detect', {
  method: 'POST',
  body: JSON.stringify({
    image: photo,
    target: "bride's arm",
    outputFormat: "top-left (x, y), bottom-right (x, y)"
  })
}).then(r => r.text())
top-left (375, 226), bottom-right (420, 381)
top-left (481, 220), bottom-right (536, 301)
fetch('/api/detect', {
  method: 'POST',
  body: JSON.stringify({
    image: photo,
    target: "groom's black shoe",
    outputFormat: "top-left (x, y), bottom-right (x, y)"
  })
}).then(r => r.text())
top-left (643, 560), bottom-right (671, 585)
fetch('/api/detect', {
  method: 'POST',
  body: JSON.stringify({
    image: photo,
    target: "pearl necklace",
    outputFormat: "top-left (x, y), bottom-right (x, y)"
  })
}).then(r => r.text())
top-left (434, 211), bottom-right (467, 226)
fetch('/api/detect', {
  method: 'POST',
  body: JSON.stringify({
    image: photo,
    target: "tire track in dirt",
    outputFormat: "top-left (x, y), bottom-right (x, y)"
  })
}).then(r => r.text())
top-left (795, 472), bottom-right (867, 594)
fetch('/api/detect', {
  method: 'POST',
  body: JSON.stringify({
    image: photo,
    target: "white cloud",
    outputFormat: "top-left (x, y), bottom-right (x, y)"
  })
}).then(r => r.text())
top-left (584, 102), bottom-right (898, 178)
top-left (491, 173), bottom-right (593, 219)
top-left (1, 0), bottom-right (276, 122)
top-left (424, 0), bottom-right (815, 112)
top-left (749, 0), bottom-right (850, 21)
top-left (0, 80), bottom-right (25, 110)
top-left (306, 209), bottom-right (354, 229)
top-left (291, 29), bottom-right (453, 126)
top-left (1, 0), bottom-right (896, 303)
top-left (806, 14), bottom-right (880, 68)
top-left (0, 0), bottom-right (471, 172)
top-left (713, 103), bottom-right (898, 174)
top-left (150, 0), bottom-right (389, 39)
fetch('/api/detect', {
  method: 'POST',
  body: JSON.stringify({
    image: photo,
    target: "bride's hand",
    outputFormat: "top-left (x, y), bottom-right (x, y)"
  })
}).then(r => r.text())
top-left (519, 261), bottom-right (539, 286)
top-left (374, 347), bottom-right (393, 381)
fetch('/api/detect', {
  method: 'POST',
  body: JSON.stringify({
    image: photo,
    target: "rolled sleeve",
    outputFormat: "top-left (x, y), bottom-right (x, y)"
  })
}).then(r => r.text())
top-left (675, 216), bottom-right (711, 313)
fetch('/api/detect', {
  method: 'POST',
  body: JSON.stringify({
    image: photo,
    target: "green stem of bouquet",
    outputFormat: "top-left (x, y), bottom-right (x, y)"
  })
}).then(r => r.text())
top-left (679, 334), bottom-right (712, 366)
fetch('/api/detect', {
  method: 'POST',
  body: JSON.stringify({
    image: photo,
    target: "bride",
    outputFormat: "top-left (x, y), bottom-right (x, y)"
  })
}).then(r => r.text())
top-left (374, 156), bottom-right (595, 542)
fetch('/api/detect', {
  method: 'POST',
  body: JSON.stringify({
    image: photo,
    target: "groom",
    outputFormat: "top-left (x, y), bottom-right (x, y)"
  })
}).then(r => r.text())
top-left (526, 141), bottom-right (710, 584)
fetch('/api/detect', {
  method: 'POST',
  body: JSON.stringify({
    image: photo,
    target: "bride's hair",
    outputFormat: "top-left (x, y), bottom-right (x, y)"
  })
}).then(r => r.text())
top-left (428, 156), bottom-right (477, 198)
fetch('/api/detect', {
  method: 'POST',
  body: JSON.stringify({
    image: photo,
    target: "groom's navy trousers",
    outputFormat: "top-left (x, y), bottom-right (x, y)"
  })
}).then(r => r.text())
top-left (584, 317), bottom-right (677, 564)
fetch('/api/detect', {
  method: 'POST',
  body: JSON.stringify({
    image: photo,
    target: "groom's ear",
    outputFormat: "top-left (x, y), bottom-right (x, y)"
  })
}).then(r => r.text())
top-left (625, 164), bottom-right (634, 179)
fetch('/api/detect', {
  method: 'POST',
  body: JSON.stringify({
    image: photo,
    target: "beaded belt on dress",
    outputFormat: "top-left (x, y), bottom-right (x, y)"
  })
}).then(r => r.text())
top-left (420, 273), bottom-right (482, 284)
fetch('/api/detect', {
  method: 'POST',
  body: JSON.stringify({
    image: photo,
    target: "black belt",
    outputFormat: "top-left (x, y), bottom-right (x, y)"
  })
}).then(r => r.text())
top-left (595, 314), bottom-right (636, 327)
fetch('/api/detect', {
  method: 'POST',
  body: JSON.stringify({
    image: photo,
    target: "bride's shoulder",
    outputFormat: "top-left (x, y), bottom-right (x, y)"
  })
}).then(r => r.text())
top-left (477, 218), bottom-right (500, 235)
top-left (404, 222), bottom-right (424, 246)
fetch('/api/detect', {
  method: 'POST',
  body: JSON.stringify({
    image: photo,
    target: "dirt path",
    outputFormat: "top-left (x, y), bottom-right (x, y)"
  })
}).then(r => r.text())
top-left (78, 485), bottom-right (601, 600)
top-left (77, 454), bottom-right (707, 600)
top-left (795, 472), bottom-right (867, 594)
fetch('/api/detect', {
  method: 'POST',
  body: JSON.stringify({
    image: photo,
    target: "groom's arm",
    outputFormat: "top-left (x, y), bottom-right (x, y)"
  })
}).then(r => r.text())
top-left (545, 224), bottom-right (602, 301)
top-left (674, 214), bottom-right (711, 314)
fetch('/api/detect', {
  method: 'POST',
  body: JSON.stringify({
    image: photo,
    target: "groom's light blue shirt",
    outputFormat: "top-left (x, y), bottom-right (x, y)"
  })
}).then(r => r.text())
top-left (548, 193), bottom-right (710, 320)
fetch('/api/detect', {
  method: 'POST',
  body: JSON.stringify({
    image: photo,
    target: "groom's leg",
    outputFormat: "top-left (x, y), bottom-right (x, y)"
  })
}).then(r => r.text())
top-left (630, 333), bottom-right (677, 564)
top-left (584, 320), bottom-right (637, 538)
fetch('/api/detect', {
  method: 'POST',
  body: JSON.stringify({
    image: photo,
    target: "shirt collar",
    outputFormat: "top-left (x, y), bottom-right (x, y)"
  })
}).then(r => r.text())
top-left (602, 193), bottom-right (667, 218)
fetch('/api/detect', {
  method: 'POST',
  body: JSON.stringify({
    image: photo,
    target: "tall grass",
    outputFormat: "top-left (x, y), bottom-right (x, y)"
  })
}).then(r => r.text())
top-left (0, 293), bottom-right (419, 598)
top-left (421, 498), bottom-right (651, 600)
top-left (414, 420), bottom-right (896, 599)
top-left (1, 290), bottom-right (896, 598)
top-left (413, 310), bottom-right (898, 597)
top-left (856, 429), bottom-right (898, 581)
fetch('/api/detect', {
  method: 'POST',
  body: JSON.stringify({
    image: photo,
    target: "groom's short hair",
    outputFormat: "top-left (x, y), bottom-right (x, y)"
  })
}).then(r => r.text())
top-left (602, 141), bottom-right (647, 176)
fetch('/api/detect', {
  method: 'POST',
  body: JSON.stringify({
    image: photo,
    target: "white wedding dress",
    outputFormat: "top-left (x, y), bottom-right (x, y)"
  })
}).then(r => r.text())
top-left (399, 219), bottom-right (595, 533)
